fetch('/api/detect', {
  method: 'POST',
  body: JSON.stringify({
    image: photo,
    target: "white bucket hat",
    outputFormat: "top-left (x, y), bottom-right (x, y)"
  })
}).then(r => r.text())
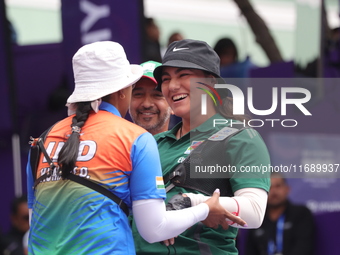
top-left (67, 41), bottom-right (143, 103)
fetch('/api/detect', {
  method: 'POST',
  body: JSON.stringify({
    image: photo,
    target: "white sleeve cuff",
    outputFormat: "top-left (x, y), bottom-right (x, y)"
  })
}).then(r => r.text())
top-left (133, 199), bottom-right (209, 243)
top-left (185, 188), bottom-right (268, 228)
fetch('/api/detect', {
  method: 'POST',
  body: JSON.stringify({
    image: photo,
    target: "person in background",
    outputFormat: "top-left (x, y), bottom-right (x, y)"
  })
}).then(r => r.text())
top-left (2, 195), bottom-right (29, 255)
top-left (213, 37), bottom-right (256, 80)
top-left (22, 231), bottom-right (29, 255)
top-left (26, 41), bottom-right (245, 255)
top-left (245, 172), bottom-right (316, 255)
top-left (133, 39), bottom-right (271, 255)
top-left (129, 60), bottom-right (172, 135)
top-left (167, 32), bottom-right (184, 46)
top-left (143, 17), bottom-right (162, 62)
top-left (213, 37), bottom-right (239, 66)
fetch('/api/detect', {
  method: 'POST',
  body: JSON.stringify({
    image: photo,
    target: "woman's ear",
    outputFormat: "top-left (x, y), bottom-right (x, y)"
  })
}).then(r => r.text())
top-left (203, 72), bottom-right (217, 85)
top-left (209, 75), bottom-right (217, 85)
top-left (119, 86), bottom-right (133, 100)
top-left (116, 89), bottom-right (124, 100)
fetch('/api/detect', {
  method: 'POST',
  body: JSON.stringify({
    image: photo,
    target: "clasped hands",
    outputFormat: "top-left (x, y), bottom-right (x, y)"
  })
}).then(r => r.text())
top-left (163, 189), bottom-right (246, 246)
top-left (202, 188), bottom-right (246, 229)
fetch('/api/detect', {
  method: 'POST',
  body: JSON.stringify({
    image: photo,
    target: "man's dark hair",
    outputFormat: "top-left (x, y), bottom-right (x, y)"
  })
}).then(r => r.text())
top-left (10, 195), bottom-right (27, 215)
top-left (213, 37), bottom-right (238, 62)
top-left (270, 172), bottom-right (287, 184)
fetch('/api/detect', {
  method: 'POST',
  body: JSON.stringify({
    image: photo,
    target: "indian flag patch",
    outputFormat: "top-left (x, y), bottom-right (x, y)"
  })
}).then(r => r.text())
top-left (156, 176), bottom-right (165, 189)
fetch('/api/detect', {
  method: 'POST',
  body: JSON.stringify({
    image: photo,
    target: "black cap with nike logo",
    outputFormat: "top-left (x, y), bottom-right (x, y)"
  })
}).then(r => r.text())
top-left (154, 39), bottom-right (224, 91)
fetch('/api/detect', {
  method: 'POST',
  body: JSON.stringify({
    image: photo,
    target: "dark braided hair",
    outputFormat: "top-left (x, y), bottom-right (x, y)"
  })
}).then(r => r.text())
top-left (217, 97), bottom-right (250, 122)
top-left (58, 102), bottom-right (92, 179)
top-left (201, 71), bottom-right (249, 122)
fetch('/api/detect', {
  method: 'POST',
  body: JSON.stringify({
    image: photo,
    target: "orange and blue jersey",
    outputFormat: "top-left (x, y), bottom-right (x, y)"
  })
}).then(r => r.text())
top-left (26, 102), bottom-right (166, 255)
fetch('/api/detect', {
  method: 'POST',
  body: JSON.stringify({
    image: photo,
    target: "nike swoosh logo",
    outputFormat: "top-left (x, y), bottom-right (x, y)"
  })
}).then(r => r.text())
top-left (173, 47), bottom-right (189, 52)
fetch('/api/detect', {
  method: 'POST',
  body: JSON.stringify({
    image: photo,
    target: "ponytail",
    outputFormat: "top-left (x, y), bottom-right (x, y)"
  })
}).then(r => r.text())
top-left (216, 97), bottom-right (250, 122)
top-left (58, 102), bottom-right (92, 178)
top-left (201, 71), bottom-right (250, 122)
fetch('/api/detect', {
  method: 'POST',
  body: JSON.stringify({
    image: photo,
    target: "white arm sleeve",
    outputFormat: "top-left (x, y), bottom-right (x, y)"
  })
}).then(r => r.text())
top-left (132, 198), bottom-right (209, 243)
top-left (185, 188), bottom-right (267, 229)
top-left (29, 208), bottom-right (32, 226)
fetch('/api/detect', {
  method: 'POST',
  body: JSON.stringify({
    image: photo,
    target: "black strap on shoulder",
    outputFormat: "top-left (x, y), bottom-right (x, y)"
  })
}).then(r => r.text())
top-left (67, 174), bottom-right (129, 216)
top-left (30, 125), bottom-right (129, 216)
top-left (164, 123), bottom-right (249, 192)
top-left (30, 124), bottom-right (56, 183)
top-left (33, 137), bottom-right (58, 187)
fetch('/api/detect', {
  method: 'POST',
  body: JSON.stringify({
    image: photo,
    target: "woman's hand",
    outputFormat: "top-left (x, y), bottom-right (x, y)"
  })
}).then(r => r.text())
top-left (203, 189), bottom-right (247, 229)
top-left (162, 237), bottom-right (176, 246)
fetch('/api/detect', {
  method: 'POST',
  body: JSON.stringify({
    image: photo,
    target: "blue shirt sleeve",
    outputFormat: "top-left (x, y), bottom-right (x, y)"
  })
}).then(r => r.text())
top-left (130, 132), bottom-right (166, 201)
top-left (26, 151), bottom-right (35, 209)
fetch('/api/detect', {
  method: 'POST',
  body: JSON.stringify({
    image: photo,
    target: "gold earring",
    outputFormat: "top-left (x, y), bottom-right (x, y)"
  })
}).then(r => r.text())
top-left (120, 94), bottom-right (126, 99)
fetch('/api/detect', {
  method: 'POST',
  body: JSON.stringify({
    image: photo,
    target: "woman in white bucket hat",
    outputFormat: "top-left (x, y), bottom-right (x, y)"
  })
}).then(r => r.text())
top-left (26, 41), bottom-right (244, 255)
